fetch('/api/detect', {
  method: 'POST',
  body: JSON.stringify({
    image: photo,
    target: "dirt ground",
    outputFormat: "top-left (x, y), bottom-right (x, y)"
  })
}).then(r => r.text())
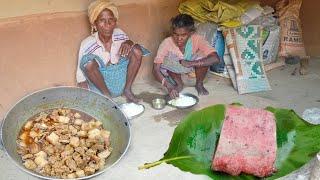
top-left (0, 58), bottom-right (319, 179)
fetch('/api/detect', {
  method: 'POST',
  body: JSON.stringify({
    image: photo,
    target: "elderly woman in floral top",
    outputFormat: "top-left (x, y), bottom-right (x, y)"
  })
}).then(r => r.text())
top-left (153, 14), bottom-right (220, 98)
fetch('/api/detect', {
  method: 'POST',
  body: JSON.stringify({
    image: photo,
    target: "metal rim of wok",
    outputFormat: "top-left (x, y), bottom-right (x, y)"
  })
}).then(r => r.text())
top-left (166, 93), bottom-right (199, 109)
top-left (0, 86), bottom-right (131, 180)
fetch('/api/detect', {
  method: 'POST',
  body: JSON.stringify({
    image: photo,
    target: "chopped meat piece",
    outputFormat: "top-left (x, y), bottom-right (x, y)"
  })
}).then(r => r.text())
top-left (58, 116), bottom-right (70, 124)
top-left (86, 149), bottom-right (97, 156)
top-left (69, 125), bottom-right (78, 135)
top-left (24, 160), bottom-right (37, 170)
top-left (35, 151), bottom-right (47, 158)
top-left (88, 129), bottom-right (101, 139)
top-left (17, 108), bottom-right (112, 179)
top-left (47, 132), bottom-right (59, 145)
top-left (74, 113), bottom-right (81, 119)
top-left (98, 159), bottom-right (105, 170)
top-left (23, 121), bottom-right (33, 130)
top-left (76, 169), bottom-right (85, 177)
top-left (29, 143), bottom-right (40, 154)
top-left (67, 173), bottom-right (77, 179)
top-left (35, 156), bottom-right (48, 168)
top-left (66, 158), bottom-right (77, 171)
top-left (84, 166), bottom-right (95, 175)
top-left (77, 131), bottom-right (87, 137)
top-left (44, 144), bottom-right (55, 155)
top-left (81, 123), bottom-right (91, 131)
top-left (70, 137), bottom-right (80, 147)
top-left (74, 119), bottom-right (84, 126)
top-left (19, 132), bottom-right (29, 141)
top-left (22, 154), bottom-right (34, 160)
top-left (98, 150), bottom-right (111, 159)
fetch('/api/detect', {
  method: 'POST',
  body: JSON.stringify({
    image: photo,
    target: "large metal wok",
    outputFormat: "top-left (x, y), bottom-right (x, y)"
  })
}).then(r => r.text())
top-left (0, 87), bottom-right (131, 179)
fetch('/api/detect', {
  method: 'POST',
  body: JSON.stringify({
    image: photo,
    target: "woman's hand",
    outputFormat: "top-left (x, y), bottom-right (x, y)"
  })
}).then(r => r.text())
top-left (165, 81), bottom-right (179, 99)
top-left (179, 59), bottom-right (193, 68)
top-left (119, 40), bottom-right (134, 57)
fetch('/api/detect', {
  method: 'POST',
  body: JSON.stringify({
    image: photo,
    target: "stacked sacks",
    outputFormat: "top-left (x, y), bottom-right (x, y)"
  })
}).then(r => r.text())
top-left (180, 0), bottom-right (282, 94)
top-left (195, 23), bottom-right (272, 94)
top-left (223, 40), bottom-right (237, 89)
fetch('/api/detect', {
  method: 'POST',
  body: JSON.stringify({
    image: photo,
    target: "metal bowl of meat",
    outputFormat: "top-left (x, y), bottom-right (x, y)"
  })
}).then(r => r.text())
top-left (0, 87), bottom-right (131, 179)
top-left (167, 93), bottom-right (199, 109)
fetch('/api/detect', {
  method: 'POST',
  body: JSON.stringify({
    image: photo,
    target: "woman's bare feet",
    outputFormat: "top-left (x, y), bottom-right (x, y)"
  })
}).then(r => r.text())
top-left (195, 83), bottom-right (209, 95)
top-left (123, 89), bottom-right (140, 103)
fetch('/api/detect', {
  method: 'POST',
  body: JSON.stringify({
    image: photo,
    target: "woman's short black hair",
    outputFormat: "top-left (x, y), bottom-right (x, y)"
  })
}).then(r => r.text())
top-left (171, 14), bottom-right (196, 32)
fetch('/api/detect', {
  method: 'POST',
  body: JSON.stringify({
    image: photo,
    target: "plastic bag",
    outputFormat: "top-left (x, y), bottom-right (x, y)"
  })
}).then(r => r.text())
top-left (241, 6), bottom-right (263, 25)
top-left (196, 23), bottom-right (226, 74)
top-left (210, 30), bottom-right (226, 73)
top-left (302, 108), bottom-right (320, 125)
top-left (196, 22), bottom-right (218, 45)
top-left (262, 26), bottom-right (280, 64)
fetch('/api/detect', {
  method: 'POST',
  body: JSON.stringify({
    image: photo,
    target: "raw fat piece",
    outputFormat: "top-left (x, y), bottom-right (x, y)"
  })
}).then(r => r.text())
top-left (212, 106), bottom-right (277, 177)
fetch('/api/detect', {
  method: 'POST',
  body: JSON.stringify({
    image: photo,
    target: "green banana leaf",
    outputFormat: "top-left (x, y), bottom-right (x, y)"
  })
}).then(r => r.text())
top-left (140, 104), bottom-right (320, 179)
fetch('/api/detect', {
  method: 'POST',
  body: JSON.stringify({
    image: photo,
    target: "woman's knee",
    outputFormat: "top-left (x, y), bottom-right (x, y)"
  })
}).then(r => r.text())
top-left (131, 45), bottom-right (143, 58)
top-left (84, 60), bottom-right (99, 72)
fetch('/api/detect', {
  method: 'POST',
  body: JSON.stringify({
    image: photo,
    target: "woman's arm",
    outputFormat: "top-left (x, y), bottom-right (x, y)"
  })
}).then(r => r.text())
top-left (180, 52), bottom-right (220, 68)
top-left (153, 63), bottom-right (179, 98)
top-left (198, 52), bottom-right (220, 66)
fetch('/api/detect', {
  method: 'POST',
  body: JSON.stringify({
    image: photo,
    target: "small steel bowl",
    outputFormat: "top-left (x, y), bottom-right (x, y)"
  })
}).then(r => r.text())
top-left (152, 98), bottom-right (166, 110)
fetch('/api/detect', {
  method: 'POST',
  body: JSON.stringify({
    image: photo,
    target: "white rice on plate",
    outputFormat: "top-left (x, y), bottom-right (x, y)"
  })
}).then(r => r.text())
top-left (120, 103), bottom-right (144, 119)
top-left (168, 95), bottom-right (197, 108)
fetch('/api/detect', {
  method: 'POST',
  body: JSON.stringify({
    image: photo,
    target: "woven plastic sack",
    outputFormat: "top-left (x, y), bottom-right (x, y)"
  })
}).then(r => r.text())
top-left (224, 25), bottom-right (271, 94)
top-left (276, 0), bottom-right (307, 58)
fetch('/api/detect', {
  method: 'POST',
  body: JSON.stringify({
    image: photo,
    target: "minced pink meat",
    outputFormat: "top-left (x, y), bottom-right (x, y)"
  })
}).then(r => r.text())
top-left (212, 106), bottom-right (277, 177)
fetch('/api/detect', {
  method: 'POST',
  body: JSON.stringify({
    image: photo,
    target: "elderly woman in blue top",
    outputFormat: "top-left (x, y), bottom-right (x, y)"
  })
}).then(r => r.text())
top-left (76, 0), bottom-right (149, 103)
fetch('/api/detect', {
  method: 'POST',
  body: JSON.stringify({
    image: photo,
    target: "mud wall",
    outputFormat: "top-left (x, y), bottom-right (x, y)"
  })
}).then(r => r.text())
top-left (0, 0), bottom-right (319, 118)
top-left (0, 0), bottom-right (181, 118)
